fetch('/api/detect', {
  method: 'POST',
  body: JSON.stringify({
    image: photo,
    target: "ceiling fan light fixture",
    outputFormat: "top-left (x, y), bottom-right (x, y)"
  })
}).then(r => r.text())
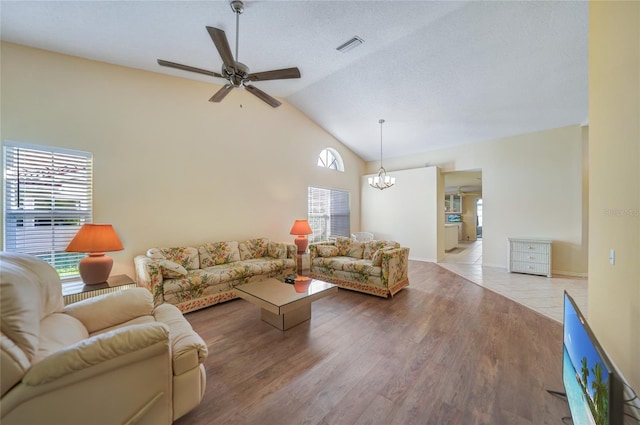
top-left (336, 36), bottom-right (364, 53)
top-left (369, 119), bottom-right (396, 190)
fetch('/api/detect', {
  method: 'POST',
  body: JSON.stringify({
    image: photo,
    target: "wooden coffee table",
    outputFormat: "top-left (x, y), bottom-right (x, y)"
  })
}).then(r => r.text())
top-left (234, 277), bottom-right (337, 330)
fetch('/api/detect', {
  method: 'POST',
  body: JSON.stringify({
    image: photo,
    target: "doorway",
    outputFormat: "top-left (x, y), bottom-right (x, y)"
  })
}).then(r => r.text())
top-left (476, 198), bottom-right (483, 239)
top-left (442, 170), bottom-right (483, 265)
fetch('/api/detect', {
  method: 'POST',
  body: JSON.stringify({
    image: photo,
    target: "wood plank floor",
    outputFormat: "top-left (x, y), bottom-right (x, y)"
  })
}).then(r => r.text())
top-left (175, 261), bottom-right (569, 425)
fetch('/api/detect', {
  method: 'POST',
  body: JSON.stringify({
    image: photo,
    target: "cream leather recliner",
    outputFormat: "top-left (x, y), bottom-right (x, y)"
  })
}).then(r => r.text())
top-left (0, 252), bottom-right (208, 424)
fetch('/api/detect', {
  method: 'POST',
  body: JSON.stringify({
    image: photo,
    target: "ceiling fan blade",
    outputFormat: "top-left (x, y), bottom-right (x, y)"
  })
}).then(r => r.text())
top-left (157, 59), bottom-right (223, 78)
top-left (245, 85), bottom-right (281, 108)
top-left (209, 84), bottom-right (234, 103)
top-left (206, 26), bottom-right (235, 71)
top-left (247, 67), bottom-right (301, 82)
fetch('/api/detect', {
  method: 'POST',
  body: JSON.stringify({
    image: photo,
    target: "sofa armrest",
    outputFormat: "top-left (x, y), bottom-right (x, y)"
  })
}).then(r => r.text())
top-left (381, 247), bottom-right (410, 287)
top-left (63, 288), bottom-right (154, 333)
top-left (24, 323), bottom-right (169, 386)
top-left (134, 255), bottom-right (165, 306)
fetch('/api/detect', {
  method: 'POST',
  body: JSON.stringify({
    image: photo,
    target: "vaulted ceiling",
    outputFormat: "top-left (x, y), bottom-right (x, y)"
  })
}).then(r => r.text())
top-left (1, 0), bottom-right (588, 162)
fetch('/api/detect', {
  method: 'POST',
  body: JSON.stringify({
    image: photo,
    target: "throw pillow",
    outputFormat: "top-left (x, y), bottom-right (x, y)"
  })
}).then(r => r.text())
top-left (148, 247), bottom-right (200, 270)
top-left (334, 236), bottom-right (351, 256)
top-left (371, 246), bottom-right (395, 266)
top-left (267, 241), bottom-right (288, 259)
top-left (157, 259), bottom-right (188, 279)
top-left (146, 248), bottom-right (164, 259)
top-left (363, 240), bottom-right (400, 260)
top-left (238, 238), bottom-right (269, 260)
top-left (317, 245), bottom-right (339, 257)
top-left (199, 241), bottom-right (241, 267)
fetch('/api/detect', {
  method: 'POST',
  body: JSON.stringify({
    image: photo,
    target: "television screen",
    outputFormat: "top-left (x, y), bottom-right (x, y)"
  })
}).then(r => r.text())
top-left (447, 214), bottom-right (461, 222)
top-left (563, 292), bottom-right (623, 425)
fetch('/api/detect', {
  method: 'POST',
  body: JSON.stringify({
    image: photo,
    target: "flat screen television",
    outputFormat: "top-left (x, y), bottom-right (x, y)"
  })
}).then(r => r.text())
top-left (563, 291), bottom-right (624, 425)
top-left (447, 214), bottom-right (461, 223)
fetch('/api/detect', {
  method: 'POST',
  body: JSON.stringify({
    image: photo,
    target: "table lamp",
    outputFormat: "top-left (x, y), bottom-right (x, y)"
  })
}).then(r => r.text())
top-left (65, 223), bottom-right (124, 285)
top-left (289, 219), bottom-right (313, 254)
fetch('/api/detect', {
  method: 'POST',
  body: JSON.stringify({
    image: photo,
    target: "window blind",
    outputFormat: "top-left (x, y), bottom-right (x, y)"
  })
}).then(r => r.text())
top-left (307, 186), bottom-right (350, 243)
top-left (3, 142), bottom-right (93, 277)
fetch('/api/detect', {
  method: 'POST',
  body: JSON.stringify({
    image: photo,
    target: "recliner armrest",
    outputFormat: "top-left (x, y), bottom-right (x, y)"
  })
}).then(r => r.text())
top-left (24, 322), bottom-right (169, 386)
top-left (152, 304), bottom-right (208, 375)
top-left (63, 288), bottom-right (154, 333)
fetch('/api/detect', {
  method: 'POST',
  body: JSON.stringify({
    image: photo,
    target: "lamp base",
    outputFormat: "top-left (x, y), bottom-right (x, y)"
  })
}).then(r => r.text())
top-left (294, 236), bottom-right (309, 254)
top-left (78, 253), bottom-right (113, 285)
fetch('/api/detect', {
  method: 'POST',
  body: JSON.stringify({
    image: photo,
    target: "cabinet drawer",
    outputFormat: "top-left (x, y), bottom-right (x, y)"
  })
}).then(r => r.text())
top-left (510, 251), bottom-right (549, 264)
top-left (510, 261), bottom-right (550, 276)
top-left (510, 241), bottom-right (550, 254)
top-left (508, 238), bottom-right (552, 277)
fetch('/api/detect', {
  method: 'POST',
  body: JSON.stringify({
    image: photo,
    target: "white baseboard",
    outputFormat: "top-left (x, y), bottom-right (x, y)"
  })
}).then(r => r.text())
top-left (409, 256), bottom-right (437, 263)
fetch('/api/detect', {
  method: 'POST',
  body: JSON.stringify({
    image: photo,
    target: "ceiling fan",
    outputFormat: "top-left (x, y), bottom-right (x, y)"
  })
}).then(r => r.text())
top-left (157, 0), bottom-right (301, 108)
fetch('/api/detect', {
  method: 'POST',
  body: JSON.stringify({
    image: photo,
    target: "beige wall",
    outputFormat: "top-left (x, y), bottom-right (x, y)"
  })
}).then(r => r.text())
top-left (589, 0), bottom-right (639, 391)
top-left (0, 42), bottom-right (364, 278)
top-left (361, 167), bottom-right (442, 261)
top-left (364, 125), bottom-right (587, 275)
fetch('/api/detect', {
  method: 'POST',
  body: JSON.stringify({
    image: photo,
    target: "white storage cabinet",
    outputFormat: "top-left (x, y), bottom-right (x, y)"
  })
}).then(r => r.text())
top-left (507, 238), bottom-right (552, 277)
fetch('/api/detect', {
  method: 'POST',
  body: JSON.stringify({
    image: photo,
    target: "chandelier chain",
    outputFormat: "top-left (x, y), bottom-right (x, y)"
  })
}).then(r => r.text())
top-left (369, 118), bottom-right (395, 190)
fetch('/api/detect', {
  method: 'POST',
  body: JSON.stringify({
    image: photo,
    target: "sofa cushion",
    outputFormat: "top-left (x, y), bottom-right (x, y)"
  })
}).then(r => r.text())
top-left (311, 256), bottom-right (355, 271)
top-left (267, 241), bottom-right (288, 259)
top-left (334, 237), bottom-right (364, 259)
top-left (345, 241), bottom-right (365, 259)
top-left (34, 313), bottom-right (88, 364)
top-left (199, 241), bottom-right (241, 267)
top-left (317, 245), bottom-right (339, 257)
top-left (238, 238), bottom-right (269, 260)
top-left (363, 240), bottom-right (400, 260)
top-left (157, 260), bottom-right (188, 279)
top-left (341, 260), bottom-right (382, 276)
top-left (147, 247), bottom-right (200, 271)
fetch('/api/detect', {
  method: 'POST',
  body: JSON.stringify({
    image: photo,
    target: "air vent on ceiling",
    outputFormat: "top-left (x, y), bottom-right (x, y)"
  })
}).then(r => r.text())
top-left (336, 36), bottom-right (364, 53)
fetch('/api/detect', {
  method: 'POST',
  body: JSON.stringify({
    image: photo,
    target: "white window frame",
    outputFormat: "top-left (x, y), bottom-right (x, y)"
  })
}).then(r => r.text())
top-left (307, 186), bottom-right (350, 243)
top-left (317, 148), bottom-right (344, 172)
top-left (3, 141), bottom-right (93, 278)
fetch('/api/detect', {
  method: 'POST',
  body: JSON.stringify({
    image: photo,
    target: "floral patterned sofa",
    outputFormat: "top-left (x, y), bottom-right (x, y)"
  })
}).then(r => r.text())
top-left (134, 238), bottom-right (296, 313)
top-left (308, 237), bottom-right (410, 298)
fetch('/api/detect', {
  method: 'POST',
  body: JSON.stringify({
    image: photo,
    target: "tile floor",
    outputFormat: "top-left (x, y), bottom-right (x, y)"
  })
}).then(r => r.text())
top-left (437, 240), bottom-right (588, 323)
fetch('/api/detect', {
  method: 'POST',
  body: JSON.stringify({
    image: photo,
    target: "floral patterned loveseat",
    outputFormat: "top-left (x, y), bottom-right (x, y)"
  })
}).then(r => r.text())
top-left (134, 238), bottom-right (296, 313)
top-left (308, 237), bottom-right (409, 298)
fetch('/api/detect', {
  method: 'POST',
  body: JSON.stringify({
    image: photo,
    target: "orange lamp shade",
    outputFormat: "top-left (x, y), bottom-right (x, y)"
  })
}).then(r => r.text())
top-left (66, 224), bottom-right (124, 285)
top-left (289, 219), bottom-right (313, 254)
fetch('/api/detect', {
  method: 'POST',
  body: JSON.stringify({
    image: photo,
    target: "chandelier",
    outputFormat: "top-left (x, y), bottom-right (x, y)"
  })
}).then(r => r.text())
top-left (368, 119), bottom-right (396, 190)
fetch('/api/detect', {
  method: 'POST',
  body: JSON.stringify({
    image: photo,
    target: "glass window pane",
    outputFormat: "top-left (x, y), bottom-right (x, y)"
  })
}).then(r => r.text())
top-left (307, 186), bottom-right (350, 243)
top-left (3, 141), bottom-right (93, 278)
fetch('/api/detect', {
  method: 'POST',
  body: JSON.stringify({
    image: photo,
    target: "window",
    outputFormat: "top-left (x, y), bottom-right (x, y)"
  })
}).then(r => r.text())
top-left (307, 186), bottom-right (350, 243)
top-left (3, 141), bottom-right (93, 277)
top-left (317, 148), bottom-right (344, 171)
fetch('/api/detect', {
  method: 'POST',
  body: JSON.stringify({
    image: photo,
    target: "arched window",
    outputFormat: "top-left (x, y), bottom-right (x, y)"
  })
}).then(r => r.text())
top-left (317, 148), bottom-right (344, 172)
